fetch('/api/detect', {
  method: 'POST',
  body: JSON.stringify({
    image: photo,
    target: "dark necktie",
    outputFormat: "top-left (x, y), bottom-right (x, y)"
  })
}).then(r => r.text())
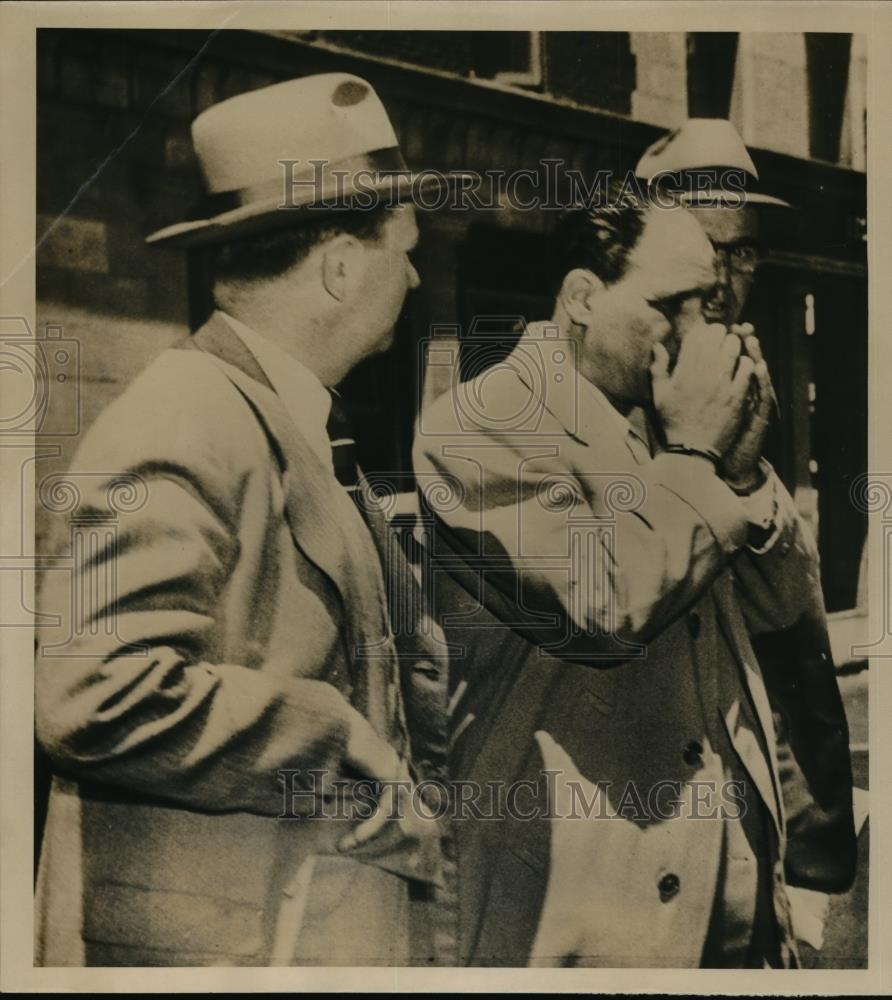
top-left (326, 394), bottom-right (412, 759)
top-left (325, 391), bottom-right (422, 565)
top-left (326, 392), bottom-right (361, 495)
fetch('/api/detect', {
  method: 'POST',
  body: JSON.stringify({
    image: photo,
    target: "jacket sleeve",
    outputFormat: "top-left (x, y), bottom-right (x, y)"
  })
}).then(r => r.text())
top-left (415, 421), bottom-right (754, 659)
top-left (35, 379), bottom-right (393, 817)
top-left (730, 468), bottom-right (826, 635)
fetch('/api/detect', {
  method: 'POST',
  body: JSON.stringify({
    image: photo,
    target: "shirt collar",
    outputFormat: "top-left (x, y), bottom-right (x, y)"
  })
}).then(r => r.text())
top-left (217, 311), bottom-right (333, 467)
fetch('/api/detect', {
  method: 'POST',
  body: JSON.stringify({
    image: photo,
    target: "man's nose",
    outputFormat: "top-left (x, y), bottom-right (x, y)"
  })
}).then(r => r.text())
top-left (407, 261), bottom-right (421, 290)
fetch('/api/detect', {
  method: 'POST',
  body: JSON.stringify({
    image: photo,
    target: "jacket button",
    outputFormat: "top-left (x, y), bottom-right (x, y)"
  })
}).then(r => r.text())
top-left (687, 612), bottom-right (701, 639)
top-left (682, 740), bottom-right (704, 766)
top-left (658, 873), bottom-right (680, 902)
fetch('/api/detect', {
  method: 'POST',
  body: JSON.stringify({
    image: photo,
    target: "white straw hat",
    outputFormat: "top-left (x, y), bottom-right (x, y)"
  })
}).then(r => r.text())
top-left (635, 118), bottom-right (790, 209)
top-left (147, 73), bottom-right (472, 247)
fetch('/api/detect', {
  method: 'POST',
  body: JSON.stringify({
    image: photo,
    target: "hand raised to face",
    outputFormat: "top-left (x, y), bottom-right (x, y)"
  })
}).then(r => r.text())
top-left (721, 323), bottom-right (775, 490)
top-left (651, 321), bottom-right (754, 459)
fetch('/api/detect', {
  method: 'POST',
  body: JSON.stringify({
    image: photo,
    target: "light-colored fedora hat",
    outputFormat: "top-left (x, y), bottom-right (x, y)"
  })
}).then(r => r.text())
top-left (147, 73), bottom-right (472, 247)
top-left (635, 118), bottom-right (790, 209)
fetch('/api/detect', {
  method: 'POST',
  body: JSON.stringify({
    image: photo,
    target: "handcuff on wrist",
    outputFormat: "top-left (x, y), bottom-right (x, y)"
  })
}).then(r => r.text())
top-left (662, 442), bottom-right (723, 471)
top-left (663, 443), bottom-right (766, 497)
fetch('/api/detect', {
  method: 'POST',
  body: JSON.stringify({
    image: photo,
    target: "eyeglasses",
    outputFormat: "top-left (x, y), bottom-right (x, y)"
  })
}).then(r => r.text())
top-left (711, 241), bottom-right (764, 276)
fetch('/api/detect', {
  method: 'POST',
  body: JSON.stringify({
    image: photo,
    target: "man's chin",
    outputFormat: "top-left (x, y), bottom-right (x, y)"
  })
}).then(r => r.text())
top-left (378, 328), bottom-right (397, 353)
top-left (364, 328), bottom-right (396, 360)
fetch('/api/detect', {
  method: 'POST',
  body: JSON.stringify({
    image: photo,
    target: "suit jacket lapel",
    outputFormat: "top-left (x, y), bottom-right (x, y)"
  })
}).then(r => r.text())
top-left (626, 404), bottom-right (784, 840)
top-left (711, 576), bottom-right (785, 842)
top-left (183, 317), bottom-right (396, 737)
top-left (617, 398), bottom-right (784, 841)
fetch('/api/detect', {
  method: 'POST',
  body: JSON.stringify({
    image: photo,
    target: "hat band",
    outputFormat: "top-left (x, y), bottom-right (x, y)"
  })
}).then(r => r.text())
top-left (644, 165), bottom-right (767, 203)
top-left (198, 147), bottom-right (410, 218)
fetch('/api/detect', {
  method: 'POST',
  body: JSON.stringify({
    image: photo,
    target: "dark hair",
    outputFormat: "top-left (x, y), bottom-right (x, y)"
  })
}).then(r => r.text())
top-left (209, 206), bottom-right (390, 286)
top-left (551, 181), bottom-right (653, 293)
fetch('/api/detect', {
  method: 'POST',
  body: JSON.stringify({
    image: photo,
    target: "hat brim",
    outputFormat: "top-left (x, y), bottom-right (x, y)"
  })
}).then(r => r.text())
top-left (146, 172), bottom-right (476, 248)
top-left (680, 189), bottom-right (792, 209)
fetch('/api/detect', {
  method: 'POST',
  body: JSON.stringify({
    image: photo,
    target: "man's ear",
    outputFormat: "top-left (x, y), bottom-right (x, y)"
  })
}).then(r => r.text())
top-left (559, 268), bottom-right (602, 327)
top-left (321, 234), bottom-right (362, 302)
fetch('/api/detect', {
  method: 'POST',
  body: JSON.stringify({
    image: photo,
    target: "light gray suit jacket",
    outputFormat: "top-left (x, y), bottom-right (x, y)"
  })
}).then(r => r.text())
top-left (35, 314), bottom-right (450, 966)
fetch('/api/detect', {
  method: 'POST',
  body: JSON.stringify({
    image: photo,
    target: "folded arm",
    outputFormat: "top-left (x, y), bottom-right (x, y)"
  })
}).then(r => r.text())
top-left (417, 429), bottom-right (756, 657)
top-left (36, 453), bottom-right (394, 817)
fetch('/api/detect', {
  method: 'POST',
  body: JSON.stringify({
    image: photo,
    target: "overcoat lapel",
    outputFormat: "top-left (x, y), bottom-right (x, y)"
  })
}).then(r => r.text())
top-left (630, 405), bottom-right (785, 841)
top-left (711, 577), bottom-right (785, 842)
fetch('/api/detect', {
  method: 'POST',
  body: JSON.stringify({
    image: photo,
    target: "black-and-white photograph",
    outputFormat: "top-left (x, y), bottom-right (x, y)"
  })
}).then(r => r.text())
top-left (0, 6), bottom-right (881, 987)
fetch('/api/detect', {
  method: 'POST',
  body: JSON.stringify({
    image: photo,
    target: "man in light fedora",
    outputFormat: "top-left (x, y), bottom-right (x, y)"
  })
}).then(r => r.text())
top-left (636, 119), bottom-right (857, 941)
top-left (35, 73), bottom-right (458, 967)
top-left (635, 118), bottom-right (790, 327)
